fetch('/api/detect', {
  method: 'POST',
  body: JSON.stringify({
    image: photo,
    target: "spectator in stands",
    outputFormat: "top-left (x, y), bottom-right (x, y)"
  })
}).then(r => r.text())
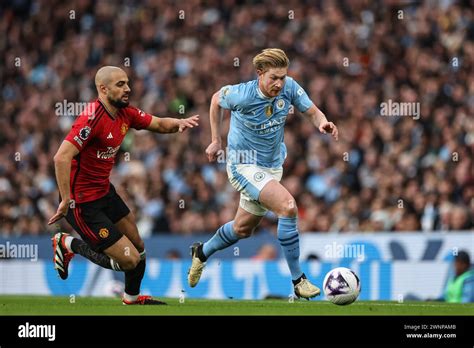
top-left (1, 1), bottom-right (472, 236)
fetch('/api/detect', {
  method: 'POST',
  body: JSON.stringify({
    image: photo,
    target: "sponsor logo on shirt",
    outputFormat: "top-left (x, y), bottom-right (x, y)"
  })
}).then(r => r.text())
top-left (244, 116), bottom-right (287, 134)
top-left (97, 146), bottom-right (120, 159)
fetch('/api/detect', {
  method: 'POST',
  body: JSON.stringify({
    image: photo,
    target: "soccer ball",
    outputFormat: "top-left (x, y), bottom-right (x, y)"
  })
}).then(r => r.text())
top-left (323, 267), bottom-right (360, 305)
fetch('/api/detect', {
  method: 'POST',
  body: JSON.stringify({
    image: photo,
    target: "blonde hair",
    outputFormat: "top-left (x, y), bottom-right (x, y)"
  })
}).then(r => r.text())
top-left (252, 48), bottom-right (289, 72)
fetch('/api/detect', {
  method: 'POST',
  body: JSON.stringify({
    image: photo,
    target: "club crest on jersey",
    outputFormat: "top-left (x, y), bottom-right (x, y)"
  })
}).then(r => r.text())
top-left (276, 99), bottom-right (285, 110)
top-left (79, 126), bottom-right (91, 140)
top-left (138, 109), bottom-right (145, 117)
top-left (265, 105), bottom-right (273, 117)
top-left (121, 123), bottom-right (129, 135)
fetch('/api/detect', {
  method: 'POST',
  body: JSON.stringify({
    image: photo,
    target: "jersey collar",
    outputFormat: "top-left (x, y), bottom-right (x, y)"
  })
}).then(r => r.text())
top-left (256, 85), bottom-right (275, 101)
top-left (98, 98), bottom-right (117, 120)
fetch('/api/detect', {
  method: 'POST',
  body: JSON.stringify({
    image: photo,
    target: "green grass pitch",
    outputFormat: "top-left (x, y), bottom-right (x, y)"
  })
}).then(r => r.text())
top-left (0, 296), bottom-right (473, 315)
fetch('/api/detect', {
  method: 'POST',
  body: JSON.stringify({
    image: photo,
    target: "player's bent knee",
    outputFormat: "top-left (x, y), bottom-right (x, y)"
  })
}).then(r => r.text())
top-left (118, 252), bottom-right (140, 270)
top-left (120, 257), bottom-right (140, 271)
top-left (233, 225), bottom-right (253, 238)
top-left (278, 201), bottom-right (298, 217)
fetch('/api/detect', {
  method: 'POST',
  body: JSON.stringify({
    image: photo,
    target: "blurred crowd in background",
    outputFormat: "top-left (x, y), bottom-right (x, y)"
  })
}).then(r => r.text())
top-left (1, 0), bottom-right (473, 237)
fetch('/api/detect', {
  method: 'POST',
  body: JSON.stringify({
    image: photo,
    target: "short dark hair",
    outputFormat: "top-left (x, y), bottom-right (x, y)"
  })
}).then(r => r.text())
top-left (455, 250), bottom-right (471, 265)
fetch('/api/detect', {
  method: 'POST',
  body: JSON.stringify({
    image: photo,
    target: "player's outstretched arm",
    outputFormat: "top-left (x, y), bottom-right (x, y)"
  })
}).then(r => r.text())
top-left (48, 141), bottom-right (79, 224)
top-left (206, 91), bottom-right (226, 162)
top-left (146, 114), bottom-right (199, 134)
top-left (303, 104), bottom-right (339, 141)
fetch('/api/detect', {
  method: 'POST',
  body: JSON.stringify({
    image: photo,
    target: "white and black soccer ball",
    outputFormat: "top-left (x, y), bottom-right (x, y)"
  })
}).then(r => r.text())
top-left (323, 267), bottom-right (360, 305)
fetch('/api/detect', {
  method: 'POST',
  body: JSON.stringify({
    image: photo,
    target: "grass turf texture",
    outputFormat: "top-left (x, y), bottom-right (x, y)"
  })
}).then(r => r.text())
top-left (0, 296), bottom-right (473, 315)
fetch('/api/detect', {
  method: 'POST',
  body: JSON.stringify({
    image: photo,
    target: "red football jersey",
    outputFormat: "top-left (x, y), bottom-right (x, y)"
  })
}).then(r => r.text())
top-left (64, 99), bottom-right (152, 203)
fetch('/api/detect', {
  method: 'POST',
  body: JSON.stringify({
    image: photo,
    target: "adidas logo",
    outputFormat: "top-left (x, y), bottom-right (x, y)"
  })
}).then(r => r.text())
top-left (107, 132), bottom-right (113, 139)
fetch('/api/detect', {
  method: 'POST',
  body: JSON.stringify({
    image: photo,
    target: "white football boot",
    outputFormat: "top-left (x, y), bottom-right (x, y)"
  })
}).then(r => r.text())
top-left (294, 273), bottom-right (321, 299)
top-left (187, 242), bottom-right (206, 287)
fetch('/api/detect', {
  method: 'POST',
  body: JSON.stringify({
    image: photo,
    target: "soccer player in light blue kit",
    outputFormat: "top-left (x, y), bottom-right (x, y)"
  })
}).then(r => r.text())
top-left (188, 48), bottom-right (339, 298)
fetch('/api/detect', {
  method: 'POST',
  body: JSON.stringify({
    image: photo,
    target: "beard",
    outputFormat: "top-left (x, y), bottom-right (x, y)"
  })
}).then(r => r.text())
top-left (108, 95), bottom-right (129, 108)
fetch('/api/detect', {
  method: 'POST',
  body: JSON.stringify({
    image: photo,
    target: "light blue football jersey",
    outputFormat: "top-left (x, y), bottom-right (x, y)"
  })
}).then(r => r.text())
top-left (219, 77), bottom-right (313, 168)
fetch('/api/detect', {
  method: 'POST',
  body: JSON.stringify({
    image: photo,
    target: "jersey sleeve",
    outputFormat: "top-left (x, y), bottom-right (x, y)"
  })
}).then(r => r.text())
top-left (289, 78), bottom-right (313, 113)
top-left (64, 115), bottom-right (98, 151)
top-left (218, 83), bottom-right (247, 111)
top-left (126, 106), bottom-right (153, 130)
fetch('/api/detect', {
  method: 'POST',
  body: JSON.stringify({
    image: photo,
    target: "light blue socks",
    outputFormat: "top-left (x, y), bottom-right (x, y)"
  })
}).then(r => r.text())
top-left (277, 217), bottom-right (303, 280)
top-left (202, 221), bottom-right (240, 259)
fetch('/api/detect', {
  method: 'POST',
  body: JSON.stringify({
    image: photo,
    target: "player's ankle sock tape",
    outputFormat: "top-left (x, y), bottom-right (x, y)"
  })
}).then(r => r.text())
top-left (197, 244), bottom-right (207, 262)
top-left (292, 273), bottom-right (307, 285)
top-left (64, 236), bottom-right (74, 253)
top-left (202, 221), bottom-right (240, 259)
top-left (70, 238), bottom-right (81, 254)
top-left (123, 293), bottom-right (139, 302)
top-left (277, 216), bottom-right (303, 281)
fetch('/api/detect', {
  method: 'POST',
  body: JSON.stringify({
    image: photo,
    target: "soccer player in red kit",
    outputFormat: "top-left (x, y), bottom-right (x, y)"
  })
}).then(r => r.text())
top-left (48, 66), bottom-right (199, 305)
